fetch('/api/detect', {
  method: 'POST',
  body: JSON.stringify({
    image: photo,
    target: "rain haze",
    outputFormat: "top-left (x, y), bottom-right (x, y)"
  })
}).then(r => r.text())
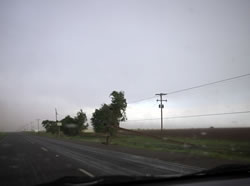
top-left (0, 0), bottom-right (250, 131)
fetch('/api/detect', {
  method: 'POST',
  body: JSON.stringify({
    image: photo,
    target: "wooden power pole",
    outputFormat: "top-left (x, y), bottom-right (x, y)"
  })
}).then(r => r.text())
top-left (156, 93), bottom-right (167, 131)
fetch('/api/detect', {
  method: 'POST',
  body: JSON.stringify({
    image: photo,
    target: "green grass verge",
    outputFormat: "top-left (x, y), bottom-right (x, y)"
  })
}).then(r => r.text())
top-left (37, 132), bottom-right (250, 163)
top-left (0, 132), bottom-right (6, 140)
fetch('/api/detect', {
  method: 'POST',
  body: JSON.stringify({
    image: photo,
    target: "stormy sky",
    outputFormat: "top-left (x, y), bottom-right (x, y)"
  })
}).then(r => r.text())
top-left (0, 0), bottom-right (250, 131)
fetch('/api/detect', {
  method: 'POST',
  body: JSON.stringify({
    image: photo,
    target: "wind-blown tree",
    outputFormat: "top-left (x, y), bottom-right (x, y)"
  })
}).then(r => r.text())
top-left (41, 109), bottom-right (88, 136)
top-left (41, 120), bottom-right (58, 134)
top-left (91, 91), bottom-right (127, 144)
top-left (75, 109), bottom-right (88, 130)
top-left (61, 109), bottom-right (88, 136)
top-left (61, 115), bottom-right (77, 136)
top-left (91, 104), bottom-right (114, 133)
top-left (110, 91), bottom-right (127, 125)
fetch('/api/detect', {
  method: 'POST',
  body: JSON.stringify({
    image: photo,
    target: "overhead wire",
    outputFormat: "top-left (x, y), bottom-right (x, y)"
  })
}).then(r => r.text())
top-left (124, 73), bottom-right (250, 124)
top-left (127, 96), bottom-right (157, 105)
top-left (126, 73), bottom-right (250, 104)
top-left (167, 73), bottom-right (250, 95)
top-left (124, 110), bottom-right (250, 122)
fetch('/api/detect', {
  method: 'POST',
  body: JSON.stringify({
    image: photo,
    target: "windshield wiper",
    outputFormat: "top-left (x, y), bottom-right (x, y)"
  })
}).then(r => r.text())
top-left (37, 164), bottom-right (250, 186)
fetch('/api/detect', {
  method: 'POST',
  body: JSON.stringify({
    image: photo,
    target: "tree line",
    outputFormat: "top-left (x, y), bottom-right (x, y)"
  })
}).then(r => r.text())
top-left (42, 109), bottom-right (88, 136)
top-left (42, 90), bottom-right (127, 143)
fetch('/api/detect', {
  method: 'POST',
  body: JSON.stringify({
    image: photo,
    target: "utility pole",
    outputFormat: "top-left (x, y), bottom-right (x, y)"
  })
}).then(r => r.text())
top-left (37, 119), bottom-right (40, 133)
top-left (55, 108), bottom-right (58, 122)
top-left (156, 93), bottom-right (167, 131)
top-left (55, 108), bottom-right (60, 136)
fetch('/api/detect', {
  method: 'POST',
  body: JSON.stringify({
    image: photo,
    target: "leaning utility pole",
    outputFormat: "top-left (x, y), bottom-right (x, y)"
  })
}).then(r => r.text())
top-left (55, 108), bottom-right (58, 122)
top-left (156, 93), bottom-right (167, 131)
top-left (55, 108), bottom-right (60, 136)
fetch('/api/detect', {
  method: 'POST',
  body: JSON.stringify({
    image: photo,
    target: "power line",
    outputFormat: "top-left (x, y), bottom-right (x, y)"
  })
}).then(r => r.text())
top-left (167, 73), bottom-right (250, 95)
top-left (126, 73), bottom-right (250, 105)
top-left (127, 96), bottom-right (157, 104)
top-left (124, 110), bottom-right (250, 122)
top-left (164, 110), bottom-right (250, 119)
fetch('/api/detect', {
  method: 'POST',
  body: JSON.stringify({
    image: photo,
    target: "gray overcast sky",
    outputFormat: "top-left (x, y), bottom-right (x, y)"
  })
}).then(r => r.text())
top-left (0, 0), bottom-right (250, 131)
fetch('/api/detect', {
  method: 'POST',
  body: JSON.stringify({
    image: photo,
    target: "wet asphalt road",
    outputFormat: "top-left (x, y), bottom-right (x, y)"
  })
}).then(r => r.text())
top-left (0, 133), bottom-right (201, 185)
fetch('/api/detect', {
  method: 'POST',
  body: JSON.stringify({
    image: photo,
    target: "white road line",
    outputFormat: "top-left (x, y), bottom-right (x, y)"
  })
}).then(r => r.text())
top-left (78, 168), bottom-right (95, 178)
top-left (41, 147), bottom-right (48, 152)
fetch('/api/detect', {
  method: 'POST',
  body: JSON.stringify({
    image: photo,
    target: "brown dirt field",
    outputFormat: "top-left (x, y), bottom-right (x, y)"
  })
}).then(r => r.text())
top-left (136, 127), bottom-right (250, 141)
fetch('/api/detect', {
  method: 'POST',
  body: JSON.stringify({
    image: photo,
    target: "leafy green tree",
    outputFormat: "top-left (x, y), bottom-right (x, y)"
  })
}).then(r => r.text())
top-left (110, 91), bottom-right (127, 125)
top-left (61, 115), bottom-right (75, 125)
top-left (61, 115), bottom-right (78, 136)
top-left (91, 91), bottom-right (127, 144)
top-left (75, 109), bottom-right (88, 130)
top-left (91, 104), bottom-right (114, 133)
top-left (61, 110), bottom-right (88, 136)
top-left (41, 120), bottom-right (58, 134)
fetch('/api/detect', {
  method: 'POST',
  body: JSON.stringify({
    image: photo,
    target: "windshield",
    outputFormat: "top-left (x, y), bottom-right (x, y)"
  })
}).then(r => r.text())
top-left (0, 0), bottom-right (250, 185)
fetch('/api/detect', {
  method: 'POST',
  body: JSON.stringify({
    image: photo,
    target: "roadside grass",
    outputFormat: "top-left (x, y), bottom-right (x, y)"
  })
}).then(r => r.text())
top-left (0, 132), bottom-right (6, 140)
top-left (111, 134), bottom-right (250, 162)
top-left (37, 132), bottom-right (250, 163)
